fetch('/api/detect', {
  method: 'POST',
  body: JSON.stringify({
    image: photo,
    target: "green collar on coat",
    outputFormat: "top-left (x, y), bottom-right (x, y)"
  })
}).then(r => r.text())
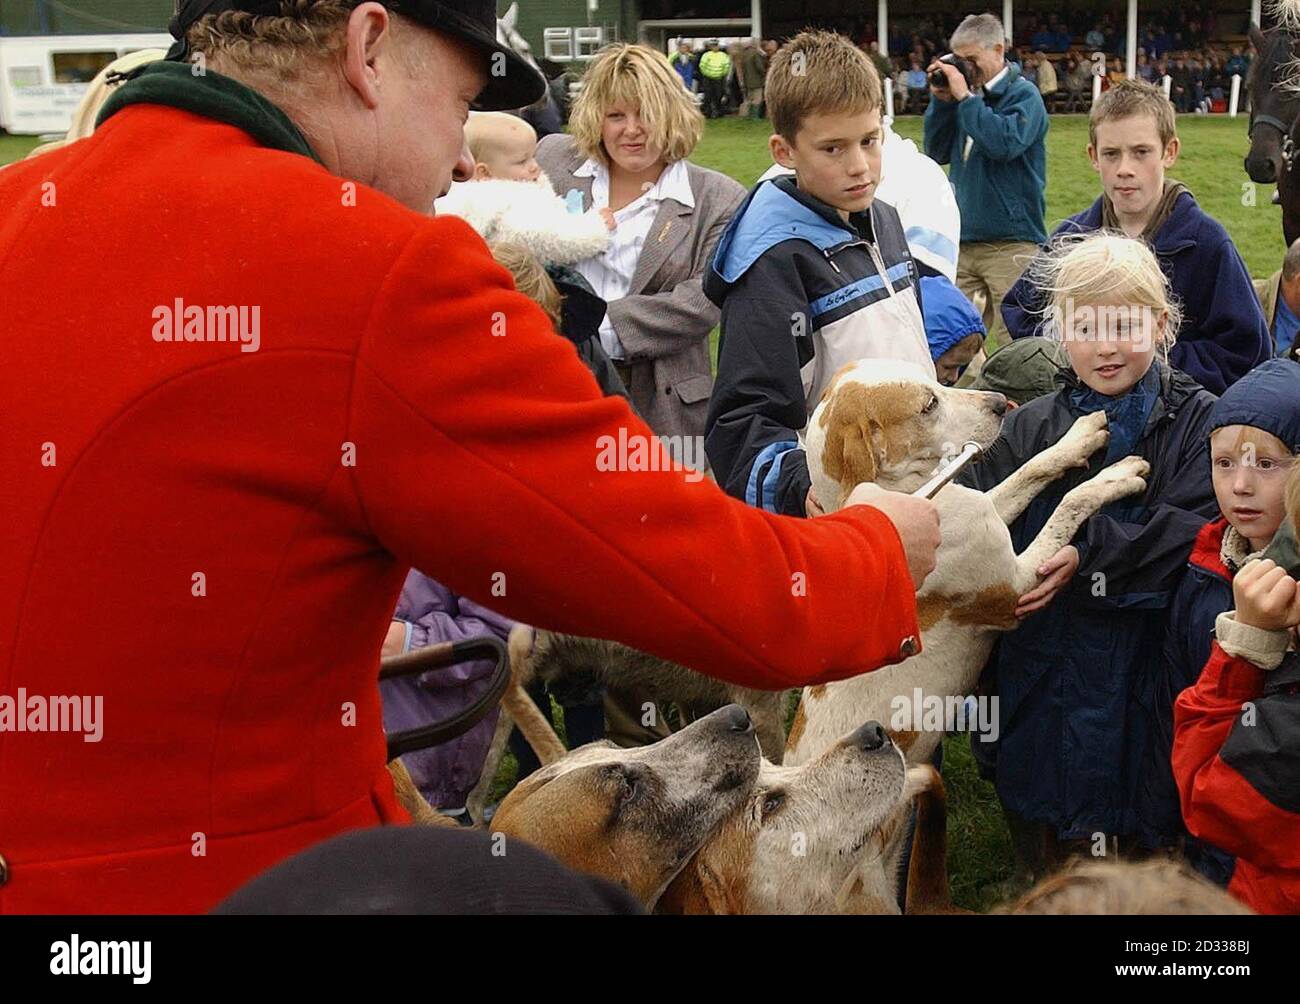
top-left (96, 61), bottom-right (322, 165)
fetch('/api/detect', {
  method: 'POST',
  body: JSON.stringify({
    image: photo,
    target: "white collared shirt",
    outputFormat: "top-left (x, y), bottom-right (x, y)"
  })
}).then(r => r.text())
top-left (981, 63), bottom-right (1010, 93)
top-left (962, 63), bottom-right (1010, 162)
top-left (572, 157), bottom-right (695, 360)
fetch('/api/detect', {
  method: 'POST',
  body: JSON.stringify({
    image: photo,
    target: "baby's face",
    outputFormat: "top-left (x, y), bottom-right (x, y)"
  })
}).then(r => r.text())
top-left (475, 125), bottom-right (541, 182)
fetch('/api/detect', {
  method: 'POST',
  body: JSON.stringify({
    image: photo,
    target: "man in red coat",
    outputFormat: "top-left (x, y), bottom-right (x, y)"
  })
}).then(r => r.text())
top-left (0, 1), bottom-right (939, 913)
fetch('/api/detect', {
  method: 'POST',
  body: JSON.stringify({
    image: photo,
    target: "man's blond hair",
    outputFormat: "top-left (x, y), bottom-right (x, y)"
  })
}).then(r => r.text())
top-left (765, 30), bottom-right (882, 142)
top-left (567, 44), bottom-right (703, 165)
top-left (1089, 78), bottom-right (1178, 151)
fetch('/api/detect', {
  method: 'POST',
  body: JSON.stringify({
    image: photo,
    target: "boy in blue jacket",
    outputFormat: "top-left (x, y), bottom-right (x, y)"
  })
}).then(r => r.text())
top-left (705, 30), bottom-right (932, 518)
top-left (1002, 79), bottom-right (1269, 394)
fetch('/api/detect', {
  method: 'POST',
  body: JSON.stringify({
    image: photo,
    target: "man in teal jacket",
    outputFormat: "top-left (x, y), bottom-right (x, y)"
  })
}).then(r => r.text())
top-left (924, 13), bottom-right (1048, 357)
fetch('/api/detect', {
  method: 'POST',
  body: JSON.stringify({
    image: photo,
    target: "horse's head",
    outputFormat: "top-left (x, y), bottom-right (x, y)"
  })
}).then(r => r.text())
top-left (496, 3), bottom-right (537, 69)
top-left (1246, 22), bottom-right (1300, 183)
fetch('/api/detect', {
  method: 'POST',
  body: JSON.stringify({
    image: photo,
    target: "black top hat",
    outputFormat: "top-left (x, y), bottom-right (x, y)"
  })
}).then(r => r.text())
top-left (169, 1), bottom-right (546, 110)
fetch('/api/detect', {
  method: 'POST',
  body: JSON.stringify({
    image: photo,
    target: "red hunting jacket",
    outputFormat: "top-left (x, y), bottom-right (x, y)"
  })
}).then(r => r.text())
top-left (0, 66), bottom-right (919, 913)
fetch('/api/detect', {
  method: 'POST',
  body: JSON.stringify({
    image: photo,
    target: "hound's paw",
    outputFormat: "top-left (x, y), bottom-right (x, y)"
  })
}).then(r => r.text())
top-left (1086, 455), bottom-right (1149, 501)
top-left (1055, 411), bottom-right (1109, 468)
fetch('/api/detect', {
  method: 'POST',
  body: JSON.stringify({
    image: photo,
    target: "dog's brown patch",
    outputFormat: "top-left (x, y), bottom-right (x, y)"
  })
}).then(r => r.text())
top-left (949, 584), bottom-right (1021, 631)
top-left (818, 382), bottom-right (931, 495)
top-left (786, 699), bottom-right (807, 751)
top-left (915, 594), bottom-right (947, 632)
top-left (817, 361), bottom-right (861, 411)
top-left (913, 584), bottom-right (1020, 634)
top-left (808, 684), bottom-right (827, 701)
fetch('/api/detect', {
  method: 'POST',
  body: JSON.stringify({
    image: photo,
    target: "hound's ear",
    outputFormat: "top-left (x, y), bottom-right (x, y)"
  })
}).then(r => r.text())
top-left (1249, 22), bottom-right (1266, 54)
top-left (657, 854), bottom-right (745, 915)
top-left (819, 384), bottom-right (882, 495)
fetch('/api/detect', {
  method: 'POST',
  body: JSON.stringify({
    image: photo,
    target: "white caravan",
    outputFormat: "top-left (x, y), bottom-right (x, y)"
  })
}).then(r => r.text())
top-left (0, 33), bottom-right (172, 135)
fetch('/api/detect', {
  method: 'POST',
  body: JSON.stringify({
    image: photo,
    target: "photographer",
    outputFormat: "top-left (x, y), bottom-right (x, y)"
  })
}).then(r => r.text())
top-left (923, 13), bottom-right (1048, 360)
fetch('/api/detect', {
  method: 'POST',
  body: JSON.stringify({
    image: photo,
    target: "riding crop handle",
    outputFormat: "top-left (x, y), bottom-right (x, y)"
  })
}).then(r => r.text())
top-left (912, 441), bottom-right (983, 500)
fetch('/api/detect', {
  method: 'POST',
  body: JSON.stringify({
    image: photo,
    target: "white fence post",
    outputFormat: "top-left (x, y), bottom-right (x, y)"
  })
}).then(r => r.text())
top-left (1093, 71), bottom-right (1103, 105)
top-left (1162, 74), bottom-right (1171, 99)
top-left (1229, 73), bottom-right (1242, 117)
top-left (884, 77), bottom-right (895, 120)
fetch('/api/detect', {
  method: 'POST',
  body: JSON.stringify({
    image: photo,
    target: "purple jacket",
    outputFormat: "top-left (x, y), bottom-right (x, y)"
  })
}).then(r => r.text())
top-left (379, 570), bottom-right (515, 810)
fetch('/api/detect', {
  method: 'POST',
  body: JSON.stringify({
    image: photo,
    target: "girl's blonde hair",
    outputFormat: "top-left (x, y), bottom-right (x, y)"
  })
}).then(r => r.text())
top-left (1028, 231), bottom-right (1182, 356)
top-left (1286, 462), bottom-right (1300, 534)
top-left (489, 242), bottom-right (563, 332)
top-left (567, 43), bottom-right (704, 166)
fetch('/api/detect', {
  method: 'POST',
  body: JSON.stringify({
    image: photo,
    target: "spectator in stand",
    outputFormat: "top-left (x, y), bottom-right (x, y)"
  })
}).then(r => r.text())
top-left (867, 39), bottom-right (893, 83)
top-left (1037, 52), bottom-right (1058, 96)
top-left (669, 40), bottom-right (697, 93)
top-left (1107, 56), bottom-right (1127, 90)
top-left (906, 55), bottom-right (929, 113)
top-left (1136, 51), bottom-right (1157, 84)
top-left (1051, 18), bottom-right (1072, 53)
top-left (1226, 45), bottom-right (1249, 80)
top-left (1171, 56), bottom-right (1191, 113)
top-left (1086, 23), bottom-right (1106, 50)
top-left (1032, 22), bottom-right (1056, 52)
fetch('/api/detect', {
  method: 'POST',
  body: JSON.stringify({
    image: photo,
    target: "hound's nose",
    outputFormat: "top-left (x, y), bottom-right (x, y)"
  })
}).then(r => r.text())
top-left (849, 721), bottom-right (888, 751)
top-left (984, 391), bottom-right (1009, 416)
top-left (720, 704), bottom-right (753, 733)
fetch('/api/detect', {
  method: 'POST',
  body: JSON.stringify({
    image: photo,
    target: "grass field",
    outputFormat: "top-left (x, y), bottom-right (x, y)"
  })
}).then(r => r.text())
top-left (1, 112), bottom-right (1273, 912)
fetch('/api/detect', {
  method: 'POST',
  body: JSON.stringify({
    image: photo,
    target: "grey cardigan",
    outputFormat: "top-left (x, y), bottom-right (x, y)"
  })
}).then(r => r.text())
top-left (536, 133), bottom-right (746, 443)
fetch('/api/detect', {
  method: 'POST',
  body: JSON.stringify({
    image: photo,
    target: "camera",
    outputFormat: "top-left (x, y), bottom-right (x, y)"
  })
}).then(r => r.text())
top-left (929, 53), bottom-right (977, 91)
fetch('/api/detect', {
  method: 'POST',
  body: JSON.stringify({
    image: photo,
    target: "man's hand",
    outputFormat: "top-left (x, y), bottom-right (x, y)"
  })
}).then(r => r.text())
top-left (805, 486), bottom-right (826, 517)
top-left (928, 60), bottom-right (971, 102)
top-left (843, 482), bottom-right (941, 590)
top-left (1233, 558), bottom-right (1300, 631)
top-left (598, 207), bottom-right (616, 231)
top-left (1016, 545), bottom-right (1078, 617)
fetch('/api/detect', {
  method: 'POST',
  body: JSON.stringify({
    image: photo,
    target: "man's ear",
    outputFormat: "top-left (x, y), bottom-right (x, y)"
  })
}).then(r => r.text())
top-left (1086, 143), bottom-right (1100, 173)
top-left (770, 132), bottom-right (797, 171)
top-left (342, 1), bottom-right (393, 111)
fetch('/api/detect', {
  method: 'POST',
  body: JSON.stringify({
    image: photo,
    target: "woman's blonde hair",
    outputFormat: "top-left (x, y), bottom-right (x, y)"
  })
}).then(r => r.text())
top-left (568, 43), bottom-right (703, 165)
top-left (1028, 231), bottom-right (1182, 356)
top-left (489, 242), bottom-right (563, 332)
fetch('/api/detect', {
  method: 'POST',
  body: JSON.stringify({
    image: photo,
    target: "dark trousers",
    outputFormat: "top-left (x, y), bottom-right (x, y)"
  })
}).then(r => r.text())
top-left (701, 76), bottom-right (725, 118)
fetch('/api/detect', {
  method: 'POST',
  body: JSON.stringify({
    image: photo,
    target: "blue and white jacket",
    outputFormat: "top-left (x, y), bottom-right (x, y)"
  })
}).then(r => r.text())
top-left (704, 176), bottom-right (932, 516)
